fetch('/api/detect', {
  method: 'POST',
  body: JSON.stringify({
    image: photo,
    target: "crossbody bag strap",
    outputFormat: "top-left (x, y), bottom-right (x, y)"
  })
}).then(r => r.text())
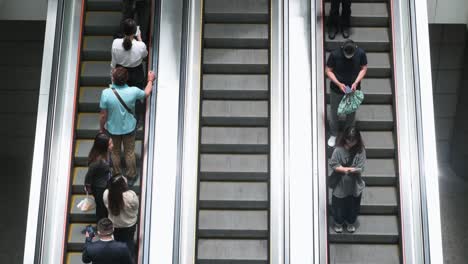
top-left (111, 88), bottom-right (135, 117)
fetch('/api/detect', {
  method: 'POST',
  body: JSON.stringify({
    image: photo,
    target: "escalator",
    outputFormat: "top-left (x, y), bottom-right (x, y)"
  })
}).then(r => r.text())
top-left (195, 0), bottom-right (270, 262)
top-left (62, 1), bottom-right (150, 262)
top-left (324, 0), bottom-right (401, 262)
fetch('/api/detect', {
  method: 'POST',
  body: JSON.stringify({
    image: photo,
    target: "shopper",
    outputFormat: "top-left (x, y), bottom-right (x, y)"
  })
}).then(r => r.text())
top-left (122, 0), bottom-right (150, 42)
top-left (328, 0), bottom-right (352, 39)
top-left (325, 39), bottom-right (367, 147)
top-left (329, 126), bottom-right (366, 233)
top-left (99, 67), bottom-right (155, 186)
top-left (85, 133), bottom-right (113, 224)
top-left (103, 175), bottom-right (139, 255)
top-left (82, 218), bottom-right (133, 264)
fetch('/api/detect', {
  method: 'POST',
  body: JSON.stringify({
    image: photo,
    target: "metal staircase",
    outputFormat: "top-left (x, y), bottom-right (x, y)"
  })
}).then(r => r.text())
top-left (325, 0), bottom-right (401, 262)
top-left (64, 1), bottom-right (146, 263)
top-left (195, 0), bottom-right (270, 262)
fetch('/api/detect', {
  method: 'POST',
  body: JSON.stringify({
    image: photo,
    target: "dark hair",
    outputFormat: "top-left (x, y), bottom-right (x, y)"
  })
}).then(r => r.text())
top-left (122, 18), bottom-right (137, 51)
top-left (108, 175), bottom-right (129, 216)
top-left (112, 67), bottom-right (128, 86)
top-left (97, 218), bottom-right (114, 235)
top-left (88, 132), bottom-right (110, 165)
top-left (336, 126), bottom-right (365, 156)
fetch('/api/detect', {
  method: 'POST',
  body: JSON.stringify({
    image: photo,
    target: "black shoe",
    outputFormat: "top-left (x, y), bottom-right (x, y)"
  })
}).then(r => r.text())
top-left (341, 27), bottom-right (350, 39)
top-left (328, 25), bottom-right (338, 40)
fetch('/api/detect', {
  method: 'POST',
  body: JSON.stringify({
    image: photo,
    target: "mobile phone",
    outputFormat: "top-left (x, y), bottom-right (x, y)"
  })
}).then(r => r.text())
top-left (345, 85), bottom-right (352, 94)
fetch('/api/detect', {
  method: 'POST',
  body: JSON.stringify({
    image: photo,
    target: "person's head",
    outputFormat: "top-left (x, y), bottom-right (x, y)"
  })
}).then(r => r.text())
top-left (97, 218), bottom-right (114, 237)
top-left (112, 67), bottom-right (128, 86)
top-left (88, 132), bottom-right (111, 165)
top-left (336, 126), bottom-right (364, 154)
top-left (342, 39), bottom-right (357, 59)
top-left (122, 18), bottom-right (137, 50)
top-left (108, 174), bottom-right (129, 216)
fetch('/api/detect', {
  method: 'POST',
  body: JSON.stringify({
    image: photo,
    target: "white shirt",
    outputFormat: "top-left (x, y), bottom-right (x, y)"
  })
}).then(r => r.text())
top-left (103, 189), bottom-right (139, 228)
top-left (111, 38), bottom-right (148, 68)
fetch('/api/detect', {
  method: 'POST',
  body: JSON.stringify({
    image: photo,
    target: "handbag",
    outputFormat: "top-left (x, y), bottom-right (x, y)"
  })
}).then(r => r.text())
top-left (77, 191), bottom-right (96, 212)
top-left (328, 152), bottom-right (357, 189)
top-left (337, 90), bottom-right (364, 115)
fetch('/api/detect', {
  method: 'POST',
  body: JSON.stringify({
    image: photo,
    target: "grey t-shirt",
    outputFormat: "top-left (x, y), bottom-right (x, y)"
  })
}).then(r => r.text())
top-left (329, 147), bottom-right (366, 198)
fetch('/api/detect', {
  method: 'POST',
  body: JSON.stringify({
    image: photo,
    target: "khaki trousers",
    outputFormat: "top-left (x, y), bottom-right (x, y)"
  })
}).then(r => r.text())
top-left (110, 131), bottom-right (137, 179)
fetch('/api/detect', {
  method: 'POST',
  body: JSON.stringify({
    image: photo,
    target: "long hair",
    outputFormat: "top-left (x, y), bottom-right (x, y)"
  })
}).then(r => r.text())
top-left (108, 175), bottom-right (129, 216)
top-left (122, 18), bottom-right (137, 51)
top-left (336, 126), bottom-right (365, 156)
top-left (88, 133), bottom-right (110, 165)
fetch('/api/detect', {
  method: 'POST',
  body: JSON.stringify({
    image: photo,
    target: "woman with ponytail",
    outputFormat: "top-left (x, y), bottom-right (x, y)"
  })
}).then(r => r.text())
top-left (103, 175), bottom-right (139, 254)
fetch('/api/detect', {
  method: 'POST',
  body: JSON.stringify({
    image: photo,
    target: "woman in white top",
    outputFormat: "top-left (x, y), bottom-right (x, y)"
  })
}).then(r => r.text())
top-left (103, 175), bottom-right (139, 255)
top-left (111, 18), bottom-right (148, 89)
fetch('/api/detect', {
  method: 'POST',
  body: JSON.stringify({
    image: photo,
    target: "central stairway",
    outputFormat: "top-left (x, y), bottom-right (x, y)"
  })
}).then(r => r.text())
top-left (325, 0), bottom-right (402, 263)
top-left (195, 0), bottom-right (270, 263)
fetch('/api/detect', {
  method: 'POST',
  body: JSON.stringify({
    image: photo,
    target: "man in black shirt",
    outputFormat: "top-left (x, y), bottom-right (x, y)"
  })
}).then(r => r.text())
top-left (328, 0), bottom-right (352, 39)
top-left (82, 218), bottom-right (134, 264)
top-left (326, 39), bottom-right (367, 147)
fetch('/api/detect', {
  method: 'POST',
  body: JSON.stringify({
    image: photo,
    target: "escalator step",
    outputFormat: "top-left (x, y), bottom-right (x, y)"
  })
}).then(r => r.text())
top-left (199, 182), bottom-right (268, 210)
top-left (329, 215), bottom-right (399, 243)
top-left (360, 131), bottom-right (395, 158)
top-left (200, 154), bottom-right (268, 182)
top-left (202, 100), bottom-right (269, 126)
top-left (66, 252), bottom-right (83, 264)
top-left (68, 223), bottom-right (91, 251)
top-left (72, 166), bottom-right (141, 194)
top-left (326, 104), bottom-right (394, 130)
top-left (326, 78), bottom-right (393, 104)
top-left (202, 74), bottom-right (269, 100)
top-left (204, 24), bottom-right (268, 49)
top-left (203, 49), bottom-right (269, 74)
top-left (85, 11), bottom-right (120, 35)
top-left (87, 0), bottom-right (122, 11)
top-left (83, 36), bottom-right (113, 60)
top-left (325, 27), bottom-right (390, 52)
top-left (74, 139), bottom-right (143, 166)
top-left (204, 0), bottom-right (268, 23)
top-left (200, 127), bottom-right (268, 154)
top-left (80, 61), bottom-right (111, 86)
top-left (362, 159), bottom-right (396, 186)
top-left (198, 210), bottom-right (268, 238)
top-left (325, 52), bottom-right (392, 78)
top-left (329, 244), bottom-right (400, 264)
top-left (79, 86), bottom-right (106, 112)
top-left (76, 113), bottom-right (144, 138)
top-left (197, 239), bottom-right (268, 263)
top-left (324, 3), bottom-right (389, 27)
top-left (329, 186), bottom-right (398, 214)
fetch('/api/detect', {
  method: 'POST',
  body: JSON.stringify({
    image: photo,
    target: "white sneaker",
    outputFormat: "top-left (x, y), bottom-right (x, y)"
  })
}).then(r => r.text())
top-left (346, 223), bottom-right (356, 233)
top-left (334, 223), bottom-right (343, 233)
top-left (328, 136), bottom-right (336, 147)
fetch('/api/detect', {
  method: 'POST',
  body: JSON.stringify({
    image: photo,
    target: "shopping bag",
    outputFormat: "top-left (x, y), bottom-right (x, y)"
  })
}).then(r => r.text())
top-left (337, 90), bottom-right (364, 115)
top-left (77, 192), bottom-right (96, 212)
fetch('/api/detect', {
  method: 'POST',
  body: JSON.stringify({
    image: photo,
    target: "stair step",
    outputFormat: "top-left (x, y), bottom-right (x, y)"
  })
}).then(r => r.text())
top-left (329, 187), bottom-right (398, 214)
top-left (362, 159), bottom-right (397, 185)
top-left (324, 3), bottom-right (389, 27)
top-left (66, 252), bottom-right (83, 264)
top-left (329, 244), bottom-right (400, 264)
top-left (327, 104), bottom-right (394, 130)
top-left (201, 127), bottom-right (268, 153)
top-left (76, 113), bottom-right (144, 138)
top-left (85, 11), bottom-right (120, 35)
top-left (79, 86), bottom-right (106, 111)
top-left (197, 239), bottom-right (268, 262)
top-left (83, 36), bottom-right (113, 60)
top-left (202, 100), bottom-right (269, 126)
top-left (200, 154), bottom-right (268, 181)
top-left (203, 49), bottom-right (269, 74)
top-left (329, 215), bottom-right (399, 243)
top-left (204, 24), bottom-right (268, 48)
top-left (74, 139), bottom-right (142, 166)
top-left (87, 0), bottom-right (122, 11)
top-left (199, 182), bottom-right (268, 202)
top-left (198, 210), bottom-right (268, 238)
top-left (80, 61), bottom-right (111, 86)
top-left (361, 131), bottom-right (395, 158)
top-left (204, 0), bottom-right (268, 23)
top-left (67, 223), bottom-right (91, 251)
top-left (72, 166), bottom-right (141, 194)
top-left (326, 78), bottom-right (393, 104)
top-left (325, 27), bottom-right (390, 52)
top-left (202, 74), bottom-right (269, 100)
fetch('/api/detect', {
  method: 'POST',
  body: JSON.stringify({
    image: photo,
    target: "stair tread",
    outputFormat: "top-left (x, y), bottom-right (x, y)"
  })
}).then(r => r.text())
top-left (325, 27), bottom-right (390, 52)
top-left (79, 86), bottom-right (106, 110)
top-left (204, 0), bottom-right (268, 23)
top-left (197, 239), bottom-right (268, 260)
top-left (199, 182), bottom-right (268, 201)
top-left (203, 74), bottom-right (269, 99)
top-left (204, 24), bottom-right (268, 48)
top-left (202, 100), bottom-right (269, 118)
top-left (87, 0), bottom-right (122, 11)
top-left (200, 154), bottom-right (268, 173)
top-left (201, 127), bottom-right (268, 145)
top-left (329, 244), bottom-right (400, 264)
top-left (324, 3), bottom-right (389, 27)
top-left (85, 11), bottom-right (120, 35)
top-left (198, 210), bottom-right (268, 231)
top-left (329, 215), bottom-right (399, 243)
top-left (80, 61), bottom-right (111, 85)
top-left (83, 36), bottom-right (113, 60)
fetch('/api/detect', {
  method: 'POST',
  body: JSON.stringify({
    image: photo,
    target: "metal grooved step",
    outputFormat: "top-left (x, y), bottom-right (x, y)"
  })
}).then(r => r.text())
top-left (65, 1), bottom-right (147, 262)
top-left (325, 0), bottom-right (402, 263)
top-left (196, 0), bottom-right (270, 262)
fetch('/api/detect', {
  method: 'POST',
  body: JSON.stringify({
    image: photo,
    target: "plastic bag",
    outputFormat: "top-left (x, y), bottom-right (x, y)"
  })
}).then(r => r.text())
top-left (337, 90), bottom-right (364, 116)
top-left (77, 193), bottom-right (96, 212)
